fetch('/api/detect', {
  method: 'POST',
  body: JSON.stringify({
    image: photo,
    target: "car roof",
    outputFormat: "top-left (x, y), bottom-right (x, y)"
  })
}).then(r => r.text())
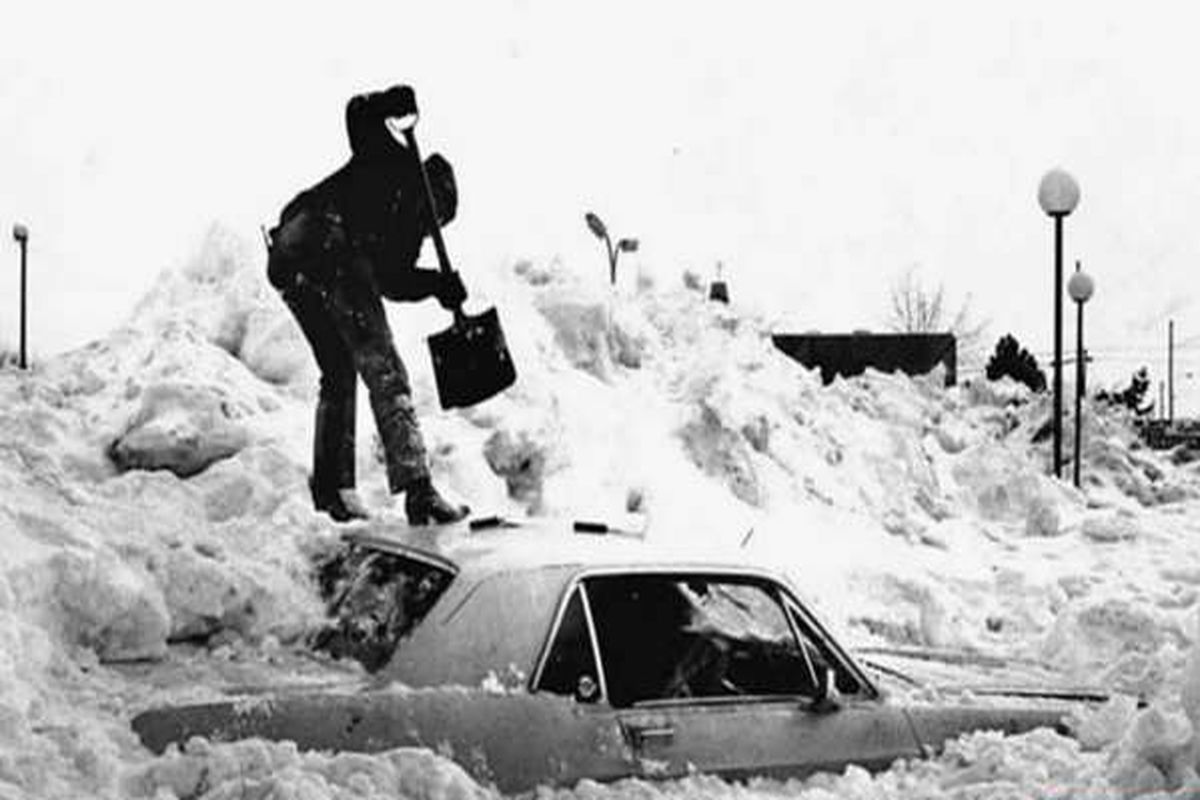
top-left (341, 515), bottom-right (772, 582)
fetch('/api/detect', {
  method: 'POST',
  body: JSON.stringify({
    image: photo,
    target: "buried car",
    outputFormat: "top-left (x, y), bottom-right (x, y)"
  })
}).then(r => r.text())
top-left (132, 517), bottom-right (1106, 793)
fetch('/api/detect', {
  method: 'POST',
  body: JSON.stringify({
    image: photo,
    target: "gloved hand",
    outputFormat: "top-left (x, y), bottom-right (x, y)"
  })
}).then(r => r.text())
top-left (377, 85), bottom-right (417, 119)
top-left (436, 271), bottom-right (468, 310)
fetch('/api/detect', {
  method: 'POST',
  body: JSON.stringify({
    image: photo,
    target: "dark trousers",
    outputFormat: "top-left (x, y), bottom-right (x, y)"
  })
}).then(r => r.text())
top-left (280, 267), bottom-right (430, 495)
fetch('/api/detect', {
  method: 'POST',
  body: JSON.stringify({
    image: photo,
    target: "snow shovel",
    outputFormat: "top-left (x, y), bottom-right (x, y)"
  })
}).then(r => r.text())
top-left (401, 125), bottom-right (517, 410)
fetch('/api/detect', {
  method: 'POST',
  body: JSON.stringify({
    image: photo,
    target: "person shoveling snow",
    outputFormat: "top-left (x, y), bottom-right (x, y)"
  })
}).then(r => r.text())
top-left (265, 84), bottom-right (469, 525)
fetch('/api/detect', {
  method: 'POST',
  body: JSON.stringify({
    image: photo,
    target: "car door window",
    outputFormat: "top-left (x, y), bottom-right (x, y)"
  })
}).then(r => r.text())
top-left (584, 574), bottom-right (819, 707)
top-left (535, 587), bottom-right (603, 703)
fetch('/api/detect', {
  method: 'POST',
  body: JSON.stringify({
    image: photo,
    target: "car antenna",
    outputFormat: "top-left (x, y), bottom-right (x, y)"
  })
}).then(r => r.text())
top-left (740, 527), bottom-right (755, 548)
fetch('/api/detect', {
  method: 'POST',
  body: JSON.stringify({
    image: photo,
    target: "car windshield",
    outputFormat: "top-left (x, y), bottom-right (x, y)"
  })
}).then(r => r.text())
top-left (310, 545), bottom-right (456, 672)
top-left (537, 573), bottom-right (828, 708)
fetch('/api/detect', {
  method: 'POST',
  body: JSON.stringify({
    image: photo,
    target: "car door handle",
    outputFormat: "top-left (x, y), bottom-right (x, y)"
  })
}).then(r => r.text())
top-left (622, 722), bottom-right (675, 747)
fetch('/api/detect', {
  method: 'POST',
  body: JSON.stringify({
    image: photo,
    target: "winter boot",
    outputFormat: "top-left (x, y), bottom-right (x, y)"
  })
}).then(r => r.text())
top-left (404, 477), bottom-right (469, 526)
top-left (335, 488), bottom-right (372, 520)
top-left (309, 476), bottom-right (371, 523)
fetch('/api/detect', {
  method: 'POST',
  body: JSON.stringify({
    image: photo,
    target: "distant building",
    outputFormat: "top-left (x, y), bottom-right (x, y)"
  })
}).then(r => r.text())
top-left (772, 331), bottom-right (957, 387)
top-left (1135, 418), bottom-right (1200, 451)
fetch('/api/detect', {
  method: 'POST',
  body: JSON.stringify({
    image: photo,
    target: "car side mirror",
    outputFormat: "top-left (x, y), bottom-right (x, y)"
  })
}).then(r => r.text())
top-left (812, 667), bottom-right (842, 714)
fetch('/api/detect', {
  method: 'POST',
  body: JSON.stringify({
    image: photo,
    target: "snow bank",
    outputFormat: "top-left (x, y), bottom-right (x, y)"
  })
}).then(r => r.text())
top-left (108, 383), bottom-right (252, 477)
top-left (2, 221), bottom-right (1200, 798)
top-left (529, 729), bottom-right (1111, 799)
top-left (124, 739), bottom-right (491, 800)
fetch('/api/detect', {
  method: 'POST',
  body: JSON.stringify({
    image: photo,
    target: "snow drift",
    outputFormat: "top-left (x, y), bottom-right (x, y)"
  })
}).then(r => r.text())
top-left (2, 221), bottom-right (1200, 798)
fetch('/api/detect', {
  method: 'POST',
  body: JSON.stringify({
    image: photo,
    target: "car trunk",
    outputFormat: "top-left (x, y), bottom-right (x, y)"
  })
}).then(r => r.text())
top-left (854, 645), bottom-right (1112, 704)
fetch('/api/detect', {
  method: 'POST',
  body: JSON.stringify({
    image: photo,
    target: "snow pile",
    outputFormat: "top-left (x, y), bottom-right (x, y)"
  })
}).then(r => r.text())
top-left (108, 382), bottom-right (252, 477)
top-left (129, 224), bottom-right (314, 389)
top-left (124, 739), bottom-right (490, 800)
top-left (1, 221), bottom-right (1200, 798)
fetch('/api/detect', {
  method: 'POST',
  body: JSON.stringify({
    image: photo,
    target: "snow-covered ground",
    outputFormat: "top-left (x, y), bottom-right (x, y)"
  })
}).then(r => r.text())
top-left (3, 222), bottom-right (1200, 799)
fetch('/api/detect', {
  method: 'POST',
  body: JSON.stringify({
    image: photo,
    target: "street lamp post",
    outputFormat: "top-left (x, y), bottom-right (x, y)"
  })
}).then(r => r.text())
top-left (1067, 265), bottom-right (1094, 489)
top-left (585, 212), bottom-right (640, 339)
top-left (1038, 169), bottom-right (1081, 478)
top-left (12, 223), bottom-right (28, 369)
top-left (584, 212), bottom-right (639, 286)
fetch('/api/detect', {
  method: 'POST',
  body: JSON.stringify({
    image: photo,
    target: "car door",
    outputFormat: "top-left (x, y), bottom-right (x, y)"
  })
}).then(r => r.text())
top-left (522, 582), bottom-right (640, 788)
top-left (582, 572), bottom-right (924, 781)
top-left (616, 697), bottom-right (921, 781)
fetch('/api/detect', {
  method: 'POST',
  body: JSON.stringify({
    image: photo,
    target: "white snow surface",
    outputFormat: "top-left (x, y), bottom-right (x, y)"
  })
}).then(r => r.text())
top-left (3, 222), bottom-right (1200, 798)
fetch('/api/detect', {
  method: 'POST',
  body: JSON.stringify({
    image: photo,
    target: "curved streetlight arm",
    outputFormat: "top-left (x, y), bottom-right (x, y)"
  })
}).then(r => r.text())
top-left (585, 212), bottom-right (619, 285)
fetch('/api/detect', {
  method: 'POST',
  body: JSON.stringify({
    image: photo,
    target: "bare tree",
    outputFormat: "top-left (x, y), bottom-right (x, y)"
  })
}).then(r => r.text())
top-left (885, 266), bottom-right (989, 368)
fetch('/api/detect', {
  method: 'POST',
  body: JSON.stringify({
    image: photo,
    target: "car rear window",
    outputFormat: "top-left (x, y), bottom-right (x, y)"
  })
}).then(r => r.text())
top-left (310, 545), bottom-right (456, 672)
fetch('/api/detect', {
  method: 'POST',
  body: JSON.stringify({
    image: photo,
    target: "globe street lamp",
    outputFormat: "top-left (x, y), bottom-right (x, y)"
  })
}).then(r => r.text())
top-left (1067, 265), bottom-right (1094, 489)
top-left (11, 223), bottom-right (28, 369)
top-left (1038, 168), bottom-right (1081, 478)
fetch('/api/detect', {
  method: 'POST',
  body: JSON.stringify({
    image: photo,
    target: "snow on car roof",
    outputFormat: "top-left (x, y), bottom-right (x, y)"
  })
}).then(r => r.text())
top-left (340, 515), bottom-right (771, 580)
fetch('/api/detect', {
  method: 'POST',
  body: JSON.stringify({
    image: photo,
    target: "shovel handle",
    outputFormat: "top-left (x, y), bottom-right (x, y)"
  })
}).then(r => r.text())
top-left (403, 126), bottom-right (466, 325)
top-left (402, 128), bottom-right (454, 278)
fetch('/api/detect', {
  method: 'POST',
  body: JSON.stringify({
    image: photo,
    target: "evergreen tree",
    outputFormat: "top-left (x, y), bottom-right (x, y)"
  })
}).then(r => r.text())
top-left (985, 334), bottom-right (1047, 393)
top-left (1097, 366), bottom-right (1154, 416)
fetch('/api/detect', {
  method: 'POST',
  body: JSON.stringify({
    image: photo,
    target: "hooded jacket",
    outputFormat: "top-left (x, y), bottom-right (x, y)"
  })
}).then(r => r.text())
top-left (274, 89), bottom-right (454, 302)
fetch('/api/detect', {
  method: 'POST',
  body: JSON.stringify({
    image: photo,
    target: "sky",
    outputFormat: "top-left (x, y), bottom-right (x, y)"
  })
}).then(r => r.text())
top-left (2, 0), bottom-right (1199, 411)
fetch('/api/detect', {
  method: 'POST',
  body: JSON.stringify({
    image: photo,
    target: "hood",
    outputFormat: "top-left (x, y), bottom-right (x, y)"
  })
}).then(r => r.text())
top-left (345, 94), bottom-right (410, 162)
top-left (347, 119), bottom-right (407, 162)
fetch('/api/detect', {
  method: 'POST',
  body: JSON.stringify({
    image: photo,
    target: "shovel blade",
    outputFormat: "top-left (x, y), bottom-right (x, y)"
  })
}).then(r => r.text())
top-left (428, 306), bottom-right (517, 409)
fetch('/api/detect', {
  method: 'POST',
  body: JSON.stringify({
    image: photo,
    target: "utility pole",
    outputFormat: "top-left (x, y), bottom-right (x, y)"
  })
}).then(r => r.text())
top-left (1168, 319), bottom-right (1175, 423)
